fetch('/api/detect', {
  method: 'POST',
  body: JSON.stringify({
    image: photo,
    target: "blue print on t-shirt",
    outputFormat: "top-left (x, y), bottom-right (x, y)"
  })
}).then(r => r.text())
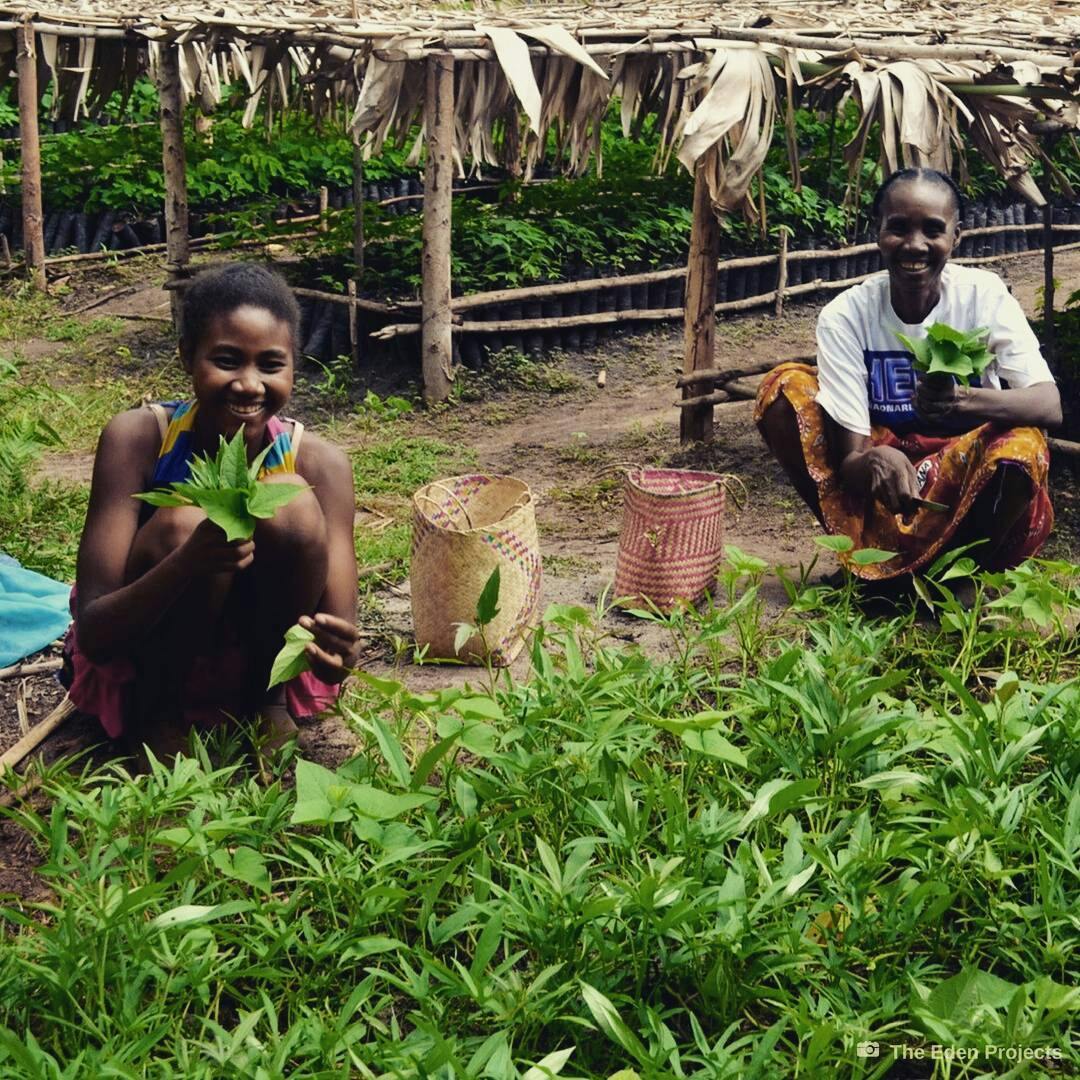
top-left (864, 349), bottom-right (982, 430)
top-left (865, 350), bottom-right (917, 427)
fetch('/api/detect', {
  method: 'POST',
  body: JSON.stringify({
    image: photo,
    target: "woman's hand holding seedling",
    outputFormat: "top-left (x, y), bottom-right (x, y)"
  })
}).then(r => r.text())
top-left (896, 322), bottom-right (992, 426)
top-left (913, 372), bottom-right (968, 426)
top-left (180, 517), bottom-right (255, 576)
top-left (267, 613), bottom-right (360, 689)
top-left (897, 323), bottom-right (993, 386)
top-left (298, 613), bottom-right (359, 682)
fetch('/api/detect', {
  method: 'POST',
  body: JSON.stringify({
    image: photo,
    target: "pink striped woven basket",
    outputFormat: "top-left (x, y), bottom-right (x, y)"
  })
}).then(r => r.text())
top-left (613, 468), bottom-right (730, 612)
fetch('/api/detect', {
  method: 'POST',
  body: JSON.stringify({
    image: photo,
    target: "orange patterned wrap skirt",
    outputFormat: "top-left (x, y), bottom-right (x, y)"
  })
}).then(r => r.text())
top-left (754, 363), bottom-right (1054, 580)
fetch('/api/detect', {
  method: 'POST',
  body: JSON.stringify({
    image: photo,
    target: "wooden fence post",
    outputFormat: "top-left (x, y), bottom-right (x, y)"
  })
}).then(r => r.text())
top-left (16, 20), bottom-right (45, 291)
top-left (774, 229), bottom-right (789, 318)
top-left (421, 52), bottom-right (455, 404)
top-left (157, 45), bottom-right (190, 331)
top-left (681, 149), bottom-right (722, 443)
top-left (350, 139), bottom-right (364, 367)
top-left (352, 139), bottom-right (365, 277)
top-left (318, 185), bottom-right (329, 232)
top-left (1042, 204), bottom-right (1055, 363)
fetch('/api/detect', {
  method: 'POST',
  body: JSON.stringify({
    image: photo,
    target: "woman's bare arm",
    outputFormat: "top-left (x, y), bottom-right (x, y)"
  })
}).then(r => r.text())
top-left (916, 380), bottom-right (1061, 429)
top-left (296, 435), bottom-right (359, 679)
top-left (75, 410), bottom-right (253, 663)
top-left (833, 422), bottom-right (921, 515)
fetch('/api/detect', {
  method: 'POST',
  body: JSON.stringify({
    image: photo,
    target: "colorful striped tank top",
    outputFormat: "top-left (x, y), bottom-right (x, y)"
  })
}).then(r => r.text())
top-left (149, 401), bottom-right (303, 485)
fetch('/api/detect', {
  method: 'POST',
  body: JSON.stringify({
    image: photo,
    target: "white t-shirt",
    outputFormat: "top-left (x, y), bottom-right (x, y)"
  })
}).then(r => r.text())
top-left (815, 264), bottom-right (1053, 436)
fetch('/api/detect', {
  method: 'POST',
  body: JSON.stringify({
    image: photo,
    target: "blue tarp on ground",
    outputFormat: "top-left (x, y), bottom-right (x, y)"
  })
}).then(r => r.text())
top-left (0, 554), bottom-right (72, 667)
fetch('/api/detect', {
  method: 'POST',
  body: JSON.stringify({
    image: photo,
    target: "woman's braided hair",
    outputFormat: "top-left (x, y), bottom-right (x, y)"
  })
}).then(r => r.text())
top-left (871, 167), bottom-right (965, 221)
top-left (180, 263), bottom-right (301, 361)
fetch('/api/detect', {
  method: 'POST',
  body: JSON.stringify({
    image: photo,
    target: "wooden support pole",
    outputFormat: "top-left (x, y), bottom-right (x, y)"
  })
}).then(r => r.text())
top-left (318, 185), bottom-right (329, 232)
top-left (352, 140), bottom-right (365, 277)
top-left (347, 278), bottom-right (359, 367)
top-left (1049, 437), bottom-right (1080, 459)
top-left (681, 150), bottom-right (722, 444)
top-left (156, 45), bottom-right (190, 331)
top-left (1043, 208), bottom-right (1055, 364)
top-left (774, 230), bottom-right (789, 318)
top-left (420, 52), bottom-right (455, 404)
top-left (16, 20), bottom-right (45, 291)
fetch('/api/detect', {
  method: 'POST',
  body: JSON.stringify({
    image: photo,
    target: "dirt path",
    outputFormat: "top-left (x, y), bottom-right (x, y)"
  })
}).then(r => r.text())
top-left (7, 250), bottom-right (1080, 779)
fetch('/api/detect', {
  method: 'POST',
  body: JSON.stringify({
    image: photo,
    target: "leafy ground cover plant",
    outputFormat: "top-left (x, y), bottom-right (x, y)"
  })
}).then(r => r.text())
top-left (136, 429), bottom-right (306, 541)
top-left (896, 323), bottom-right (994, 385)
top-left (0, 553), bottom-right (1077, 1076)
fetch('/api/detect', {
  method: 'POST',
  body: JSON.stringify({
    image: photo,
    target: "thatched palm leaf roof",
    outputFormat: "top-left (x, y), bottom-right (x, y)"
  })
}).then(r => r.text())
top-left (3, 1), bottom-right (1080, 209)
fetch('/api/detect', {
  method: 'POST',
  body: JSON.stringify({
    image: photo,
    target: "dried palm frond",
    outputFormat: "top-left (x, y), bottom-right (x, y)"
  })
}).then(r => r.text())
top-left (676, 46), bottom-right (777, 215)
top-left (841, 60), bottom-right (961, 178)
top-left (350, 45), bottom-right (408, 154)
top-left (478, 25), bottom-right (543, 136)
top-left (964, 94), bottom-right (1049, 203)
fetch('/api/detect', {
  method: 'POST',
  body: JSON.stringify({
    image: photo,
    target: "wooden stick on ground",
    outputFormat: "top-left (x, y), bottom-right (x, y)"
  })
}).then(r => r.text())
top-left (676, 356), bottom-right (815, 388)
top-left (57, 285), bottom-right (137, 316)
top-left (0, 695), bottom-right (76, 774)
top-left (1049, 438), bottom-right (1080, 459)
top-left (0, 658), bottom-right (63, 680)
top-left (15, 681), bottom-right (29, 736)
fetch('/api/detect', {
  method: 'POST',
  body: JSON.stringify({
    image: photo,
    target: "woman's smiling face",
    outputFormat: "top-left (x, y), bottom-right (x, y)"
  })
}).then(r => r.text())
top-left (184, 304), bottom-right (294, 445)
top-left (877, 178), bottom-right (961, 304)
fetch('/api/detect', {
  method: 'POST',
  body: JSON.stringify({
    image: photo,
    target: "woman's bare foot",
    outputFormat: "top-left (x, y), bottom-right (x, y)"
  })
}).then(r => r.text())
top-left (256, 701), bottom-right (299, 751)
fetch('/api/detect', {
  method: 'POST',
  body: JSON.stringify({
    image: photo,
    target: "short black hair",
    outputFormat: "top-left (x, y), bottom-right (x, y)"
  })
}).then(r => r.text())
top-left (180, 263), bottom-right (301, 361)
top-left (871, 167), bottom-right (965, 221)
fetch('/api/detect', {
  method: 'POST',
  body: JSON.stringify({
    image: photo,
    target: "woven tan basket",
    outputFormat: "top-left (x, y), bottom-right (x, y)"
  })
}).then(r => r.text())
top-left (411, 474), bottom-right (542, 665)
top-left (614, 468), bottom-right (733, 612)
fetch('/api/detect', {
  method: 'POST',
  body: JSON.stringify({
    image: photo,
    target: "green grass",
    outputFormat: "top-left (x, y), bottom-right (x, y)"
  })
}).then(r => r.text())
top-left (355, 521), bottom-right (411, 581)
top-left (0, 479), bottom-right (88, 581)
top-left (44, 315), bottom-right (126, 344)
top-left (0, 282), bottom-right (56, 342)
top-left (350, 434), bottom-right (477, 588)
top-left (352, 435), bottom-right (475, 500)
top-left (0, 555), bottom-right (1078, 1076)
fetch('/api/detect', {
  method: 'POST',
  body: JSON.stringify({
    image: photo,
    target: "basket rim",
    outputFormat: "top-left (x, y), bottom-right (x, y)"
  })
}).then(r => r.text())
top-left (625, 467), bottom-right (729, 498)
top-left (412, 473), bottom-right (534, 533)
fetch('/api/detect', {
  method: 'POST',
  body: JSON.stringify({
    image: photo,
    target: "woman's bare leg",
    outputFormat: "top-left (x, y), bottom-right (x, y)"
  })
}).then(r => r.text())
top-left (122, 506), bottom-right (236, 758)
top-left (242, 476), bottom-right (329, 739)
top-left (968, 462), bottom-right (1037, 569)
top-left (757, 392), bottom-right (825, 525)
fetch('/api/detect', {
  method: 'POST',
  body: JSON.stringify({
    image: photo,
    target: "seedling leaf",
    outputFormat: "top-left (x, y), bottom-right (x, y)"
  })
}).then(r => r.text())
top-left (219, 431), bottom-right (250, 489)
top-left (814, 535), bottom-right (854, 553)
top-left (476, 566), bottom-right (502, 626)
top-left (132, 428), bottom-right (306, 541)
top-left (196, 488), bottom-right (254, 541)
top-left (135, 489), bottom-right (191, 508)
top-left (851, 547), bottom-right (897, 566)
top-left (897, 323), bottom-right (993, 385)
top-left (580, 982), bottom-right (648, 1063)
top-left (248, 481), bottom-right (307, 519)
top-left (267, 622), bottom-right (314, 689)
top-left (680, 728), bottom-right (748, 767)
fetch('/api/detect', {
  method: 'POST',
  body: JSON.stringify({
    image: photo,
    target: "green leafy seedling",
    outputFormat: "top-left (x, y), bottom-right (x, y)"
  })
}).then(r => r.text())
top-left (135, 429), bottom-right (307, 541)
top-left (267, 623), bottom-right (316, 689)
top-left (896, 322), bottom-right (994, 386)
